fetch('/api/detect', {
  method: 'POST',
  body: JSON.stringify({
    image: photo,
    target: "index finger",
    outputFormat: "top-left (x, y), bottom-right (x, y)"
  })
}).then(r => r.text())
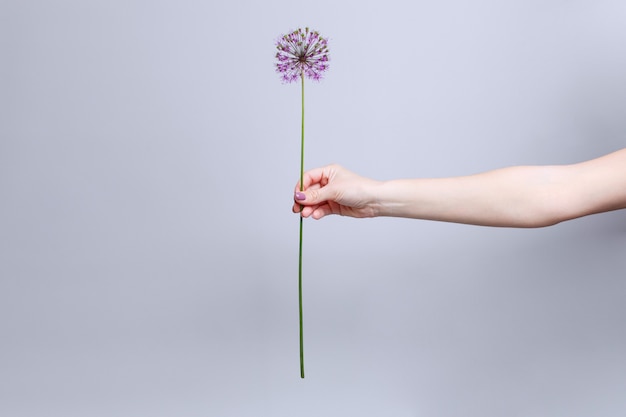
top-left (294, 165), bottom-right (335, 192)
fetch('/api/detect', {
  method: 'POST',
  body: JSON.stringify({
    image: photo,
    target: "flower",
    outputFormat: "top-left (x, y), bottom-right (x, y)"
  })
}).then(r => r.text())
top-left (275, 27), bottom-right (330, 83)
top-left (274, 27), bottom-right (331, 379)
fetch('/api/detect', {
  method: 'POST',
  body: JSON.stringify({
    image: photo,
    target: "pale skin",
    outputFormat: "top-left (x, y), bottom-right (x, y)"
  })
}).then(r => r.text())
top-left (292, 148), bottom-right (626, 228)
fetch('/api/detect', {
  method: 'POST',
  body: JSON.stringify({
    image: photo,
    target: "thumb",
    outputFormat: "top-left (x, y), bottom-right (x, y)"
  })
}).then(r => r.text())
top-left (295, 186), bottom-right (335, 205)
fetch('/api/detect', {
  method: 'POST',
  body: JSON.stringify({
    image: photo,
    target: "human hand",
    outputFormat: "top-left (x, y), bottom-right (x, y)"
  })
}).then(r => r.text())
top-left (292, 164), bottom-right (381, 219)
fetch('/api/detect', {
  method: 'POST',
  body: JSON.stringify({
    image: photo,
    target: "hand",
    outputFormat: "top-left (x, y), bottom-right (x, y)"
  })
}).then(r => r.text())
top-left (292, 164), bottom-right (380, 219)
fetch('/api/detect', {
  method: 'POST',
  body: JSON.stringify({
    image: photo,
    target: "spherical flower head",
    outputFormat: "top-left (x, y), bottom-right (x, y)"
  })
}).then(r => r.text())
top-left (275, 27), bottom-right (330, 83)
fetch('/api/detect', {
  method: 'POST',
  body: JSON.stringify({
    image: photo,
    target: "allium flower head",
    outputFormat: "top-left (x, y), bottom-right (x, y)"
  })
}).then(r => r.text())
top-left (275, 27), bottom-right (330, 83)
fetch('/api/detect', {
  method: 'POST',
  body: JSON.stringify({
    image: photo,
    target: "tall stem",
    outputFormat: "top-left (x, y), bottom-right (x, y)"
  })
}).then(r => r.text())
top-left (299, 71), bottom-right (305, 379)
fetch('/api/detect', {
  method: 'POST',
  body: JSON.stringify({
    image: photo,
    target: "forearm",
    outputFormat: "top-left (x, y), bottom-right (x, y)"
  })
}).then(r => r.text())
top-left (371, 165), bottom-right (578, 227)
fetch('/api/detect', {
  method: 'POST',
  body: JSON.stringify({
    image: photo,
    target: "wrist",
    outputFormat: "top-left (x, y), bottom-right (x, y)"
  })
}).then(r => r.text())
top-left (371, 179), bottom-right (421, 218)
top-left (370, 180), bottom-right (400, 217)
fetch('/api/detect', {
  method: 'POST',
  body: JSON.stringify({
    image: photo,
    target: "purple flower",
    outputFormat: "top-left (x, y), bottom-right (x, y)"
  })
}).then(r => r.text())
top-left (275, 28), bottom-right (330, 83)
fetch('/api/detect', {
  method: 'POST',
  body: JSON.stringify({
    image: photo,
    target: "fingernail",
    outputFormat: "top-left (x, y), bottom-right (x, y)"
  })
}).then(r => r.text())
top-left (295, 192), bottom-right (306, 201)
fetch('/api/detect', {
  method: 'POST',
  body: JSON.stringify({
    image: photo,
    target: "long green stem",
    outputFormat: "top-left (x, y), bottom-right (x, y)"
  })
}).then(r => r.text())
top-left (299, 72), bottom-right (305, 379)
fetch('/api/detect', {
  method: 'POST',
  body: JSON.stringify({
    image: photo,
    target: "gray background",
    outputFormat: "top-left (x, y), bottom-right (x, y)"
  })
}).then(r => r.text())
top-left (2, 0), bottom-right (626, 416)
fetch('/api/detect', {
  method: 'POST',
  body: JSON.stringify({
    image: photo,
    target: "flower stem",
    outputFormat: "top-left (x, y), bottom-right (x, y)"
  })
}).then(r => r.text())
top-left (299, 72), bottom-right (305, 379)
top-left (299, 213), bottom-right (304, 379)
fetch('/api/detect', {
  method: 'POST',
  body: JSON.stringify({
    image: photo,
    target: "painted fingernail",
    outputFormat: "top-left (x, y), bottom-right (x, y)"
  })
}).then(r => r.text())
top-left (295, 192), bottom-right (306, 201)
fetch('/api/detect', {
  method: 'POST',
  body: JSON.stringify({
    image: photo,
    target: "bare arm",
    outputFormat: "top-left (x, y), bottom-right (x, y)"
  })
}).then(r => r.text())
top-left (293, 148), bottom-right (626, 227)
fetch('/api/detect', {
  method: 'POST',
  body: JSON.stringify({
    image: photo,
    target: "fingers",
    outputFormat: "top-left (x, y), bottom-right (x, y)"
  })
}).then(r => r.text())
top-left (292, 202), bottom-right (333, 219)
top-left (293, 188), bottom-right (329, 209)
top-left (292, 185), bottom-right (320, 210)
top-left (294, 164), bottom-right (338, 193)
top-left (293, 165), bottom-right (340, 206)
top-left (295, 166), bottom-right (331, 190)
top-left (292, 164), bottom-right (344, 218)
top-left (292, 200), bottom-right (320, 216)
top-left (310, 204), bottom-right (335, 219)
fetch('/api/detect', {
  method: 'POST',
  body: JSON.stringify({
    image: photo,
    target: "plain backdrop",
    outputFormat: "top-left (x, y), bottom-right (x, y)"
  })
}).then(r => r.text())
top-left (2, 1), bottom-right (626, 416)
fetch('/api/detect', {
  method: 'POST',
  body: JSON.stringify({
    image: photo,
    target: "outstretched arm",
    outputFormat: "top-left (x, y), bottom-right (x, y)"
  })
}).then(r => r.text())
top-left (293, 148), bottom-right (626, 227)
